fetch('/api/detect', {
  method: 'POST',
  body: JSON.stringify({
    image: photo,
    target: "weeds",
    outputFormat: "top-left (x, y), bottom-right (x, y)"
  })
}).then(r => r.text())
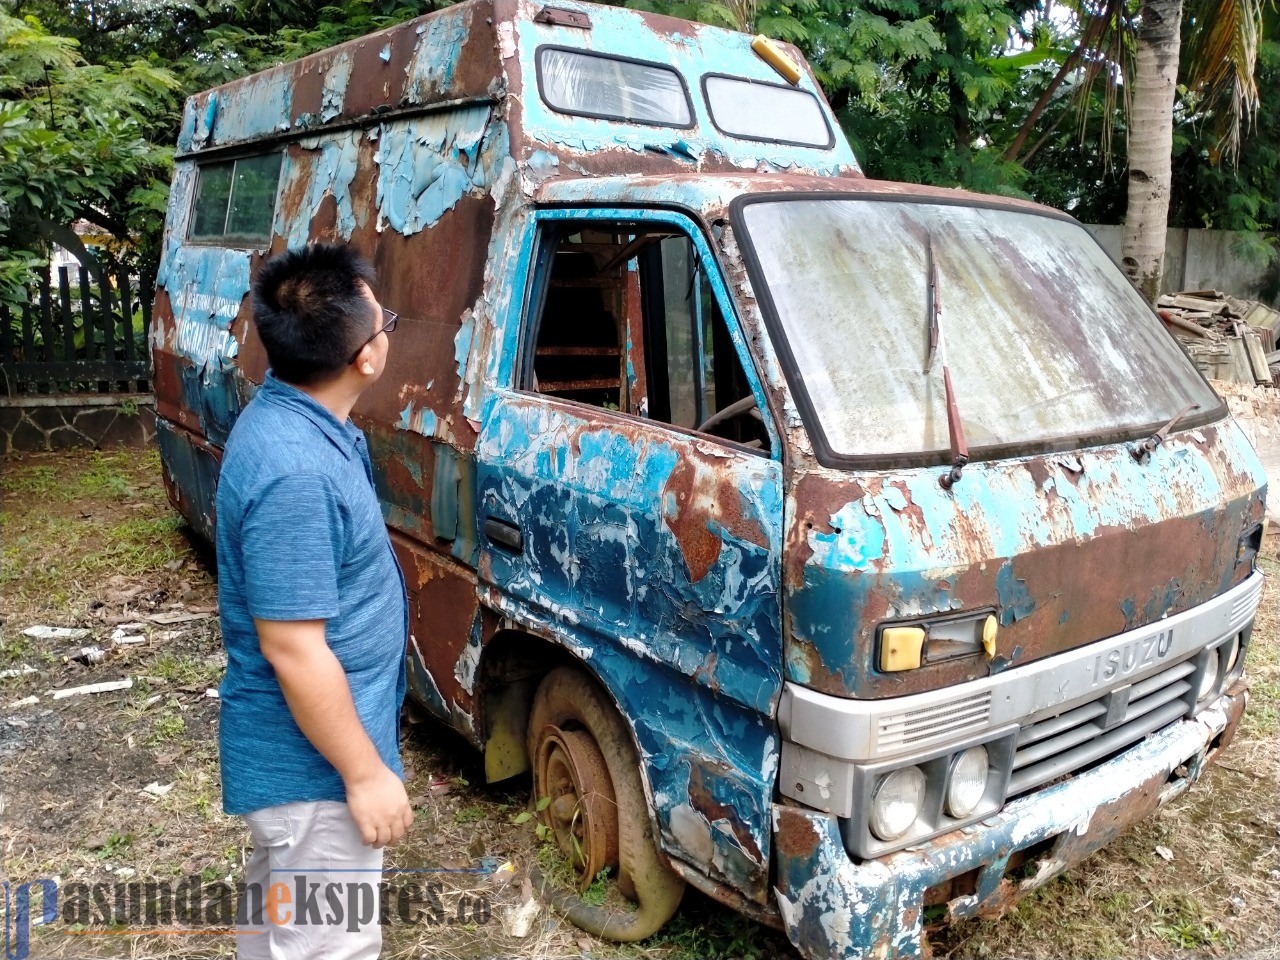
top-left (581, 867), bottom-right (610, 907)
top-left (2, 465), bottom-right (59, 498)
top-left (1149, 893), bottom-right (1229, 949)
top-left (147, 710), bottom-right (186, 745)
top-left (75, 452), bottom-right (135, 499)
top-left (149, 654), bottom-right (212, 686)
top-left (453, 805), bottom-right (486, 825)
top-left (95, 832), bottom-right (134, 861)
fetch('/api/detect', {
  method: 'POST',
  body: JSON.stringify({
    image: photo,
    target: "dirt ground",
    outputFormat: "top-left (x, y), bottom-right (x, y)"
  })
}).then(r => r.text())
top-left (1, 447), bottom-right (1277, 960)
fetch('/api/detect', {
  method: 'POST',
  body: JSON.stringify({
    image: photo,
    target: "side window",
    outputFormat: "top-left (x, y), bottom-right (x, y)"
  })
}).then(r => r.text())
top-left (188, 152), bottom-right (283, 245)
top-left (524, 222), bottom-right (770, 453)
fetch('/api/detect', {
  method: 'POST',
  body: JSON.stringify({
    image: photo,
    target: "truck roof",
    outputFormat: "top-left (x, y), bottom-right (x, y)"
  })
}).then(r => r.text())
top-left (175, 0), bottom-right (860, 183)
top-left (534, 172), bottom-right (1072, 223)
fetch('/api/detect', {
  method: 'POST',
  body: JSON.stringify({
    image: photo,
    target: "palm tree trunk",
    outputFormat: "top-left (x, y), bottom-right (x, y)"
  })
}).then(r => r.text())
top-left (1122, 0), bottom-right (1183, 304)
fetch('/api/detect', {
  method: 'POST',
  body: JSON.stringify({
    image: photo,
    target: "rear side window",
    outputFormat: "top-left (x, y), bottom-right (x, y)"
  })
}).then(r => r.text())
top-left (703, 75), bottom-right (832, 148)
top-left (189, 153), bottom-right (283, 244)
top-left (537, 47), bottom-right (693, 128)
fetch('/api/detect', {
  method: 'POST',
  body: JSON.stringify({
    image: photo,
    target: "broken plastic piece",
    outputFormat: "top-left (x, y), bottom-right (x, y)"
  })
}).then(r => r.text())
top-left (22, 626), bottom-right (89, 641)
top-left (51, 678), bottom-right (134, 700)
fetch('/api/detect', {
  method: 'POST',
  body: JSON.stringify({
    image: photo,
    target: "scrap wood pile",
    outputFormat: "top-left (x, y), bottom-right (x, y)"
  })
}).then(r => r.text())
top-left (1158, 290), bottom-right (1280, 387)
top-left (1211, 378), bottom-right (1280, 527)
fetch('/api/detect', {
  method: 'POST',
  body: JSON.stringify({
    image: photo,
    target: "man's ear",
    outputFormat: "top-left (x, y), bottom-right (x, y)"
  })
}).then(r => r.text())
top-left (355, 344), bottom-right (375, 376)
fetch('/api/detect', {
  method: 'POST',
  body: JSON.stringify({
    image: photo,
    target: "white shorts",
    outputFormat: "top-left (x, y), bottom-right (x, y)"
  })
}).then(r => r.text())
top-left (237, 800), bottom-right (384, 960)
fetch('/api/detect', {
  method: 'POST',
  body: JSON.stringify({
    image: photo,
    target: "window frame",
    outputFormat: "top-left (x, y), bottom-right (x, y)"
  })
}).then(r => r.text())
top-left (534, 45), bottom-right (697, 131)
top-left (515, 207), bottom-right (780, 460)
top-left (700, 73), bottom-right (835, 149)
top-left (185, 150), bottom-right (284, 248)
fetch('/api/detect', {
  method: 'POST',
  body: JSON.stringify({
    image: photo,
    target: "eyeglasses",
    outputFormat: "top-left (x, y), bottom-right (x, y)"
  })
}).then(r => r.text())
top-left (349, 307), bottom-right (399, 365)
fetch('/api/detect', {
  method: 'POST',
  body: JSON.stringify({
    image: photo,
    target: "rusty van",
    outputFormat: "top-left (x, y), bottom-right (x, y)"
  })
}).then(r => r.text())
top-left (151, 2), bottom-right (1269, 957)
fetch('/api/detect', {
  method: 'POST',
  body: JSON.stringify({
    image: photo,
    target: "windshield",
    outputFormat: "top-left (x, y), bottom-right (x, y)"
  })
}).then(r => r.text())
top-left (738, 197), bottom-right (1220, 462)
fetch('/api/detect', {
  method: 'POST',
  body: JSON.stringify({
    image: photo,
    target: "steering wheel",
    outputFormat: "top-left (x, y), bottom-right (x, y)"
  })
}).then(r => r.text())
top-left (696, 394), bottom-right (763, 434)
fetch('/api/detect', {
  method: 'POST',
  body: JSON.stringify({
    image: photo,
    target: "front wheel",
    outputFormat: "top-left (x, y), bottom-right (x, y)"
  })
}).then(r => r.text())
top-left (526, 666), bottom-right (685, 941)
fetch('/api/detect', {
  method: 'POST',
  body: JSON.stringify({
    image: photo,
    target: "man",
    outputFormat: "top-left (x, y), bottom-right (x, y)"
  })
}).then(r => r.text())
top-left (215, 243), bottom-right (412, 959)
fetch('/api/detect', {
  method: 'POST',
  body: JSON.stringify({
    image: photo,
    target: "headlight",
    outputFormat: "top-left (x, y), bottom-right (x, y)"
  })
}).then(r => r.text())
top-left (1223, 635), bottom-right (1241, 675)
top-left (869, 766), bottom-right (925, 840)
top-left (946, 745), bottom-right (989, 818)
top-left (1195, 650), bottom-right (1220, 701)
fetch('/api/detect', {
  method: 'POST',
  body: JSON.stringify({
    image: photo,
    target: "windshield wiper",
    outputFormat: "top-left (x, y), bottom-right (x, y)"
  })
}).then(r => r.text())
top-left (1131, 402), bottom-right (1200, 462)
top-left (925, 232), bottom-right (940, 375)
top-left (925, 233), bottom-right (969, 490)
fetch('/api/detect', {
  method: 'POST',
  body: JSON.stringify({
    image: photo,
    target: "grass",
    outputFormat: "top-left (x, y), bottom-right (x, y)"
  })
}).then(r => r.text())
top-left (1149, 893), bottom-right (1228, 950)
top-left (95, 832), bottom-right (134, 861)
top-left (453, 805), bottom-right (487, 825)
top-left (149, 653), bottom-right (215, 686)
top-left (0, 449), bottom-right (186, 612)
top-left (147, 709), bottom-right (186, 745)
top-left (2, 449), bottom-right (1277, 960)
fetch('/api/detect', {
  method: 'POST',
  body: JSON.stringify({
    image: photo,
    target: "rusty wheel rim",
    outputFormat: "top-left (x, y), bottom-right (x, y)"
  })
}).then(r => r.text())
top-left (534, 724), bottom-right (619, 890)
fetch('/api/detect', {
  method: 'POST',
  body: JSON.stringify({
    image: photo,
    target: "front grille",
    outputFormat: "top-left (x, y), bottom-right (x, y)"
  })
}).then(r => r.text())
top-left (877, 692), bottom-right (992, 752)
top-left (1229, 575), bottom-right (1263, 632)
top-left (1008, 658), bottom-right (1196, 797)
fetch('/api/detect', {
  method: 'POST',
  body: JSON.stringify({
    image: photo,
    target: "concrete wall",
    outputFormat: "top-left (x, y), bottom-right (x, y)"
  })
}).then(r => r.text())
top-left (0, 394), bottom-right (156, 454)
top-left (1085, 225), bottom-right (1278, 305)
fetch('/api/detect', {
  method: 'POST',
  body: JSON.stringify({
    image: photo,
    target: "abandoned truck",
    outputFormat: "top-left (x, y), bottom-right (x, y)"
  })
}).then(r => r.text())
top-left (151, 1), bottom-right (1269, 957)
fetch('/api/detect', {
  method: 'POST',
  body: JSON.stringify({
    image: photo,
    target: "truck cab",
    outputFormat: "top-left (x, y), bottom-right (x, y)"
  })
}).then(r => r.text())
top-left (152, 2), bottom-right (1268, 957)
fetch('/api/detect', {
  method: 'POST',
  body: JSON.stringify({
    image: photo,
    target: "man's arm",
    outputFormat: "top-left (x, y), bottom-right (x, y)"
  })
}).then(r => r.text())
top-left (256, 618), bottom-right (413, 847)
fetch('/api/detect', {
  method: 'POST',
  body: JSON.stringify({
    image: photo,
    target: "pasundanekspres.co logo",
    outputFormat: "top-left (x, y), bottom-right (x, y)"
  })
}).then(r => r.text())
top-left (3, 871), bottom-right (492, 958)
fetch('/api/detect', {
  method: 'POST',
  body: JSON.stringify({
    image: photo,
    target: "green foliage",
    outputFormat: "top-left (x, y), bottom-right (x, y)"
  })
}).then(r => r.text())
top-left (0, 0), bottom-right (1272, 314)
top-left (0, 11), bottom-right (176, 306)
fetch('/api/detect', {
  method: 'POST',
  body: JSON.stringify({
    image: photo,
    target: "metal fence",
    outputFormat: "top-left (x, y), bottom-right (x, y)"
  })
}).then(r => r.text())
top-left (0, 266), bottom-right (153, 395)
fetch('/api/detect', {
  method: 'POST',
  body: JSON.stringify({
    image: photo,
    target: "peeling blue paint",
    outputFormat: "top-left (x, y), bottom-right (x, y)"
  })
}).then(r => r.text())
top-left (526, 149), bottom-right (560, 181)
top-left (375, 107), bottom-right (505, 235)
top-left (406, 7), bottom-right (468, 101)
top-left (453, 311), bottom-right (474, 385)
top-left (321, 53), bottom-right (353, 123)
top-left (785, 419), bottom-right (1265, 695)
top-left (204, 67), bottom-right (292, 147)
top-left (478, 386), bottom-right (784, 896)
top-left (407, 638), bottom-right (449, 721)
top-left (995, 562), bottom-right (1037, 626)
top-left (1142, 578), bottom-right (1183, 622)
top-left (280, 130), bottom-right (362, 246)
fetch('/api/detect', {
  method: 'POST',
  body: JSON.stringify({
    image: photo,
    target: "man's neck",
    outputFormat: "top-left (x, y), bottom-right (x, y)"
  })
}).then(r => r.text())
top-left (295, 375), bottom-right (362, 423)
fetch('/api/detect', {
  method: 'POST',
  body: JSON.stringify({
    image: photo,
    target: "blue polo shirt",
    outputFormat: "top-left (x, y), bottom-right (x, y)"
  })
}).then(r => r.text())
top-left (215, 372), bottom-right (407, 816)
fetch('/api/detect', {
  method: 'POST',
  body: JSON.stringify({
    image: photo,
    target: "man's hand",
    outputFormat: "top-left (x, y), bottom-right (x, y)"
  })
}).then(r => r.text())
top-left (345, 763), bottom-right (414, 847)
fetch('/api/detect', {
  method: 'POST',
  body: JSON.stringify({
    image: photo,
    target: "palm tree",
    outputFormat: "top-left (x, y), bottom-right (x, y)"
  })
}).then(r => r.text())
top-left (1123, 0), bottom-right (1185, 303)
top-left (1005, 0), bottom-right (1269, 303)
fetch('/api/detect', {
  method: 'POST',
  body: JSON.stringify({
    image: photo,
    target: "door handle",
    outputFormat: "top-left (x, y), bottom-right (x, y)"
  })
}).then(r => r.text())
top-left (485, 515), bottom-right (523, 553)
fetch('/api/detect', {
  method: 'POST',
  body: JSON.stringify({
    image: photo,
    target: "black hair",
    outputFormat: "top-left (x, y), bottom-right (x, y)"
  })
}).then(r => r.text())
top-left (251, 243), bottom-right (377, 385)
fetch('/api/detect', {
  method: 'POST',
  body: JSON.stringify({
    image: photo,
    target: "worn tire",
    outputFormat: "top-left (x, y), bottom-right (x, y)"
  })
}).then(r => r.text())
top-left (526, 666), bottom-right (685, 941)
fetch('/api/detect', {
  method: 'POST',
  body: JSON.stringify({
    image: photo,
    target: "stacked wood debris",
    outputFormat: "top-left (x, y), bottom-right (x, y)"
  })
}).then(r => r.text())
top-left (1157, 290), bottom-right (1280, 387)
top-left (1211, 379), bottom-right (1280, 528)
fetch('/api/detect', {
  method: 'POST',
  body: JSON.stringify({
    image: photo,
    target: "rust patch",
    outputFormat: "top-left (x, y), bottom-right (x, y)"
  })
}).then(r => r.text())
top-left (1049, 767), bottom-right (1166, 871)
top-left (686, 764), bottom-right (764, 866)
top-left (771, 804), bottom-right (822, 864)
top-left (663, 457), bottom-right (722, 584)
top-left (662, 444), bottom-right (770, 584)
top-left (391, 533), bottom-right (481, 717)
